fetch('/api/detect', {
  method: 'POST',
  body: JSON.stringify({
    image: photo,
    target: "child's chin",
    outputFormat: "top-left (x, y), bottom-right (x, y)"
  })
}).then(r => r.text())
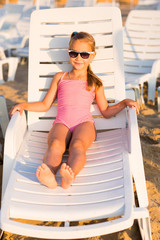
top-left (74, 64), bottom-right (84, 69)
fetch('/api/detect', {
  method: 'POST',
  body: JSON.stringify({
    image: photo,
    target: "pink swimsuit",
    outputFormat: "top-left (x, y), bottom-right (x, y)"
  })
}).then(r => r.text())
top-left (53, 72), bottom-right (95, 132)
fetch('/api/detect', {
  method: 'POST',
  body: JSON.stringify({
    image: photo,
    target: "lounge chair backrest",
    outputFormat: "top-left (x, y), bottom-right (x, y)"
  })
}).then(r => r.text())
top-left (138, 0), bottom-right (159, 4)
top-left (1, 4), bottom-right (24, 31)
top-left (15, 6), bottom-right (36, 36)
top-left (124, 10), bottom-right (160, 77)
top-left (65, 0), bottom-right (96, 7)
top-left (28, 7), bottom-right (126, 131)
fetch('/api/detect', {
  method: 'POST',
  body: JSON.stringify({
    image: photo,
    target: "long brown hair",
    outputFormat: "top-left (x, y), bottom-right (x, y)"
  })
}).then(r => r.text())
top-left (69, 32), bottom-right (102, 91)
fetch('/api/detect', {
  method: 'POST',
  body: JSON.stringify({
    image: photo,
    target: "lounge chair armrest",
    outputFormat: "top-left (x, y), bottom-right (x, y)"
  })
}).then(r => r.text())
top-left (138, 73), bottom-right (151, 85)
top-left (2, 111), bottom-right (27, 197)
top-left (127, 108), bottom-right (138, 153)
top-left (137, 59), bottom-right (160, 85)
top-left (21, 35), bottom-right (29, 48)
top-left (146, 59), bottom-right (160, 102)
top-left (151, 59), bottom-right (160, 78)
top-left (127, 108), bottom-right (148, 207)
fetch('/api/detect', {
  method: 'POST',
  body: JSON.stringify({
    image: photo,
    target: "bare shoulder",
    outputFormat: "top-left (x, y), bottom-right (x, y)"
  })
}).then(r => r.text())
top-left (51, 72), bottom-right (65, 85)
top-left (55, 72), bottom-right (65, 79)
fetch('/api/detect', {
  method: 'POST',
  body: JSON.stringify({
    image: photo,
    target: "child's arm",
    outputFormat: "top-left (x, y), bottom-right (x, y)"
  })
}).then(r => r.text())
top-left (96, 85), bottom-right (140, 119)
top-left (10, 72), bottom-right (63, 116)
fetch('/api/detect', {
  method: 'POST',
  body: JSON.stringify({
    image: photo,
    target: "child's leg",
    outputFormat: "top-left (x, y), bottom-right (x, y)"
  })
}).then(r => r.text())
top-left (60, 121), bottom-right (96, 189)
top-left (36, 123), bottom-right (71, 188)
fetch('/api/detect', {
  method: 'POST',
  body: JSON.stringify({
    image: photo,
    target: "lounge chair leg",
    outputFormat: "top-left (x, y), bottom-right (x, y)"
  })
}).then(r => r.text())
top-left (0, 209), bottom-right (4, 239)
top-left (7, 57), bottom-right (19, 81)
top-left (64, 221), bottom-right (70, 227)
top-left (134, 87), bottom-right (141, 105)
top-left (0, 95), bottom-right (9, 137)
top-left (140, 84), bottom-right (145, 106)
top-left (147, 76), bottom-right (156, 104)
top-left (138, 217), bottom-right (152, 240)
top-left (158, 86), bottom-right (160, 112)
top-left (0, 229), bottom-right (3, 239)
top-left (0, 62), bottom-right (4, 83)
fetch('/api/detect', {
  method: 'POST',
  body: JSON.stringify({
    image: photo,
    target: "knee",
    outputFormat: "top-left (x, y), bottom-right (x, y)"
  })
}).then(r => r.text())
top-left (69, 139), bottom-right (85, 154)
top-left (49, 139), bottom-right (66, 153)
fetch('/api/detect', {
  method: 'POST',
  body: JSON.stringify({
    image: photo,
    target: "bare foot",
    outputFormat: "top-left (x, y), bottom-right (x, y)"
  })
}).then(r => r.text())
top-left (36, 163), bottom-right (57, 189)
top-left (60, 163), bottom-right (74, 189)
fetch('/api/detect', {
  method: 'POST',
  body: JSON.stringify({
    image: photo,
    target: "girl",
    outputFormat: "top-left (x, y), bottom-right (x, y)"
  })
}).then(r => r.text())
top-left (10, 32), bottom-right (140, 189)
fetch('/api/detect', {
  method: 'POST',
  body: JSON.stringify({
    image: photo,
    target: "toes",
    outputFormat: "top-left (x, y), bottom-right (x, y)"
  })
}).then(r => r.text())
top-left (61, 163), bottom-right (67, 170)
top-left (41, 163), bottom-right (47, 170)
top-left (36, 170), bottom-right (40, 178)
top-left (36, 163), bottom-right (48, 178)
top-left (68, 166), bottom-right (73, 175)
top-left (37, 166), bottom-right (41, 172)
top-left (36, 166), bottom-right (42, 177)
top-left (66, 165), bottom-right (71, 172)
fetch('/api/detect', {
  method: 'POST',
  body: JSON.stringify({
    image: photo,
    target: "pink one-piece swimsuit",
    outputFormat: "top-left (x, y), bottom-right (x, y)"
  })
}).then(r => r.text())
top-left (53, 72), bottom-right (95, 133)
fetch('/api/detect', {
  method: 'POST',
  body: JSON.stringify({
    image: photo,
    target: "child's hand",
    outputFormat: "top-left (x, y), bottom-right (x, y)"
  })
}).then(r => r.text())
top-left (125, 99), bottom-right (140, 114)
top-left (10, 103), bottom-right (24, 117)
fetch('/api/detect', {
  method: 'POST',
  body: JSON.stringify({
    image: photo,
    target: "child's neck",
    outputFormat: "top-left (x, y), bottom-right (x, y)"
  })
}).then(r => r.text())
top-left (69, 70), bottom-right (87, 81)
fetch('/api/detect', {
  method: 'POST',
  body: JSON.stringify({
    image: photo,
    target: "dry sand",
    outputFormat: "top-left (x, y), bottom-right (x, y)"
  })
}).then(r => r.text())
top-left (0, 2), bottom-right (160, 240)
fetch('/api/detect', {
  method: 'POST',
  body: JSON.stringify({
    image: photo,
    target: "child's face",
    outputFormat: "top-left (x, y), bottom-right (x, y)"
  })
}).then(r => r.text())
top-left (69, 39), bottom-right (96, 71)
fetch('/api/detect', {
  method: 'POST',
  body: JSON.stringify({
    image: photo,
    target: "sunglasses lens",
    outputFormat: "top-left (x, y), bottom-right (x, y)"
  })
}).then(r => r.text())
top-left (80, 52), bottom-right (90, 59)
top-left (69, 51), bottom-right (91, 59)
top-left (69, 51), bottom-right (78, 58)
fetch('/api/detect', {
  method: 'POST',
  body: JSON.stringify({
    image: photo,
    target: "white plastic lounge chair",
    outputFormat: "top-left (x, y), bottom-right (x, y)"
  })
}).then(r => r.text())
top-left (0, 4), bottom-right (24, 40)
top-left (157, 2), bottom-right (160, 9)
top-left (0, 47), bottom-right (19, 83)
top-left (0, 95), bottom-right (9, 138)
top-left (65, 0), bottom-right (119, 8)
top-left (3, 6), bottom-right (35, 57)
top-left (0, 8), bottom-right (5, 29)
top-left (17, 0), bottom-right (33, 7)
top-left (138, 0), bottom-right (159, 3)
top-left (65, 0), bottom-right (96, 7)
top-left (12, 46), bottom-right (29, 59)
top-left (123, 10), bottom-right (160, 105)
top-left (135, 0), bottom-right (160, 10)
top-left (35, 0), bottom-right (54, 9)
top-left (95, 0), bottom-right (119, 7)
top-left (1, 5), bottom-right (50, 58)
top-left (1, 7), bottom-right (152, 239)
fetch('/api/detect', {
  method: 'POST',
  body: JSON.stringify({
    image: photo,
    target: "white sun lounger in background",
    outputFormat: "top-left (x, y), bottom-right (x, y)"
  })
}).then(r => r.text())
top-left (135, 0), bottom-right (160, 10)
top-left (1, 5), bottom-right (50, 59)
top-left (0, 4), bottom-right (24, 40)
top-left (0, 47), bottom-right (19, 83)
top-left (65, 0), bottom-right (96, 7)
top-left (0, 95), bottom-right (9, 138)
top-left (1, 7), bottom-right (152, 240)
top-left (95, 0), bottom-right (119, 7)
top-left (65, 0), bottom-right (119, 7)
top-left (123, 10), bottom-right (160, 105)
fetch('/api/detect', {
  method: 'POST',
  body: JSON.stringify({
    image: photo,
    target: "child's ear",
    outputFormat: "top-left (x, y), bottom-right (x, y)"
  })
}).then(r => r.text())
top-left (91, 51), bottom-right (96, 61)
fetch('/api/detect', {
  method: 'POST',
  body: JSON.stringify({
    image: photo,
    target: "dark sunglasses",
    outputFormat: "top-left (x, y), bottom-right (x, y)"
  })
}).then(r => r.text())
top-left (68, 50), bottom-right (94, 59)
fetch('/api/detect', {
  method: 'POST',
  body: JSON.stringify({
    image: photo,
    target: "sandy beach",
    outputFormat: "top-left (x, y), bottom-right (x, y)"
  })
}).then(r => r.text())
top-left (0, 1), bottom-right (160, 239)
